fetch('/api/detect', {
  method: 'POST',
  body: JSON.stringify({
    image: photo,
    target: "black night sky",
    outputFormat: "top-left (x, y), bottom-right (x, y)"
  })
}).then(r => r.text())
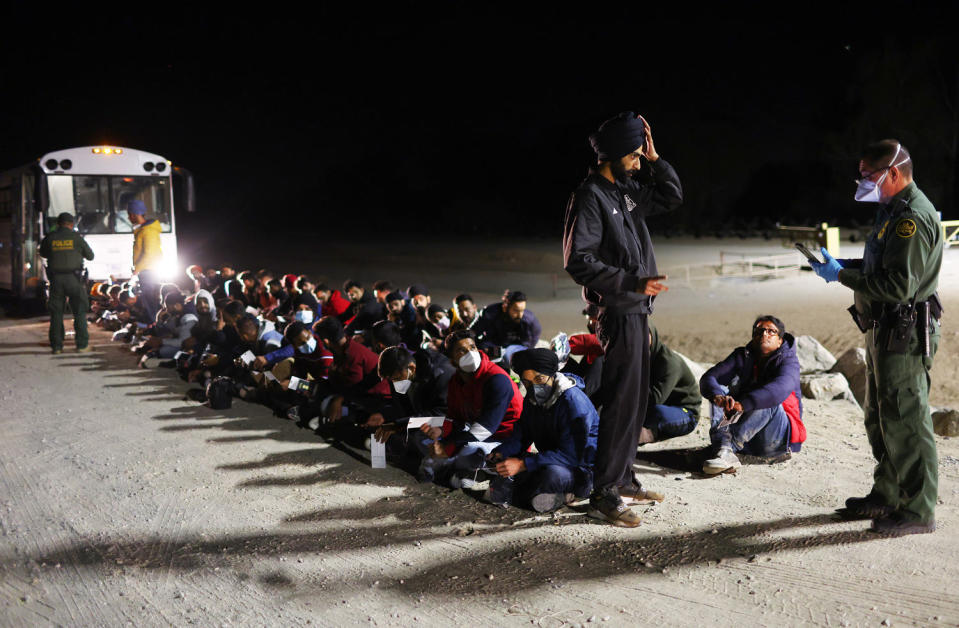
top-left (3, 6), bottom-right (957, 246)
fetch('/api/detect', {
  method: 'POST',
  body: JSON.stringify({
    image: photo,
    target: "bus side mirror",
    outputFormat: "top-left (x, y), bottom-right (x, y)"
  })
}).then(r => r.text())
top-left (173, 166), bottom-right (196, 213)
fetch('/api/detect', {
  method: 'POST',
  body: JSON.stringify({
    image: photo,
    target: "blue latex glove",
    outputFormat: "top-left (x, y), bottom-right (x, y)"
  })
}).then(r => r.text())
top-left (810, 247), bottom-right (843, 283)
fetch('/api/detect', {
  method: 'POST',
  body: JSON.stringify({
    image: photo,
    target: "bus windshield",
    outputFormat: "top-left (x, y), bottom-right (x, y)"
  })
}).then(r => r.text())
top-left (46, 175), bottom-right (172, 234)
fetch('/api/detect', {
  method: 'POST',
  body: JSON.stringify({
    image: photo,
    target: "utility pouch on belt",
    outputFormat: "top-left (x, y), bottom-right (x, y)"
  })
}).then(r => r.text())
top-left (847, 305), bottom-right (870, 334)
top-left (882, 303), bottom-right (915, 354)
top-left (929, 292), bottom-right (944, 321)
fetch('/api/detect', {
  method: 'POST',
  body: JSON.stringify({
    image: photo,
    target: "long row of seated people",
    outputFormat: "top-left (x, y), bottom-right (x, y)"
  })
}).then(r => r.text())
top-left (89, 266), bottom-right (806, 523)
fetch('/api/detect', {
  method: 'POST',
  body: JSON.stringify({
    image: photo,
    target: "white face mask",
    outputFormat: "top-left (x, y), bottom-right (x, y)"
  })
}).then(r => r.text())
top-left (436, 316), bottom-right (450, 331)
top-left (392, 378), bottom-right (412, 395)
top-left (298, 336), bottom-right (317, 354)
top-left (458, 349), bottom-right (481, 373)
top-left (855, 143), bottom-right (910, 203)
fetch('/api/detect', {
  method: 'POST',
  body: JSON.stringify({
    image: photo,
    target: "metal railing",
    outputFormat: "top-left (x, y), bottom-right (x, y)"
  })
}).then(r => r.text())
top-left (662, 251), bottom-right (805, 287)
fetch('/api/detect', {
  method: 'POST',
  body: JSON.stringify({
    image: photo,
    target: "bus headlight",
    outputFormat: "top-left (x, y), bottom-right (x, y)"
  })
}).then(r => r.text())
top-left (158, 257), bottom-right (179, 282)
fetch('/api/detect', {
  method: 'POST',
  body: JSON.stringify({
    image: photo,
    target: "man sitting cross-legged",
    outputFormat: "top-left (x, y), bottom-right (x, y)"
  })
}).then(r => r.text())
top-left (486, 348), bottom-right (599, 513)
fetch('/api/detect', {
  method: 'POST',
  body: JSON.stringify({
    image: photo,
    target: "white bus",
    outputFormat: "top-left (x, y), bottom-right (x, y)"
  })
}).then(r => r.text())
top-left (0, 146), bottom-right (194, 303)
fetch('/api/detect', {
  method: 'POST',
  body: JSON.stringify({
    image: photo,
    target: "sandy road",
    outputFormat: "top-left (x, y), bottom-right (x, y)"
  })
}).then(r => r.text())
top-left (1, 308), bottom-right (959, 626)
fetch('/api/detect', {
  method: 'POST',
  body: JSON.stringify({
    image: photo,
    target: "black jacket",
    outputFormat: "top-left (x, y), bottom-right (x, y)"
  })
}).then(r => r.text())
top-left (345, 292), bottom-right (387, 335)
top-left (562, 159), bottom-right (682, 314)
top-left (381, 348), bottom-right (456, 424)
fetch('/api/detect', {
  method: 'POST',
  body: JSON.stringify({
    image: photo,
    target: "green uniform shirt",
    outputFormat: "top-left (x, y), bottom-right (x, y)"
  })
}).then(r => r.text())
top-left (39, 225), bottom-right (95, 272)
top-left (839, 182), bottom-right (942, 317)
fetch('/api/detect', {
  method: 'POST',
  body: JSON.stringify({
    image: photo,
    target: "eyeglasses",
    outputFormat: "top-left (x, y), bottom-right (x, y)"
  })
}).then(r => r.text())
top-left (855, 167), bottom-right (890, 185)
top-left (753, 327), bottom-right (780, 337)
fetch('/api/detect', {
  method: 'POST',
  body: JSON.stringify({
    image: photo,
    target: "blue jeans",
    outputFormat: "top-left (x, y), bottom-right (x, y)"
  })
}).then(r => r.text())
top-left (138, 269), bottom-right (160, 323)
top-left (500, 344), bottom-right (528, 372)
top-left (709, 402), bottom-right (789, 457)
top-left (489, 464), bottom-right (577, 508)
top-left (645, 404), bottom-right (698, 440)
top-left (157, 344), bottom-right (180, 359)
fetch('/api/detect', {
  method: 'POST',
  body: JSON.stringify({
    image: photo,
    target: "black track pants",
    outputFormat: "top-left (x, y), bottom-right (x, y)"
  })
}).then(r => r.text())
top-left (594, 312), bottom-right (650, 492)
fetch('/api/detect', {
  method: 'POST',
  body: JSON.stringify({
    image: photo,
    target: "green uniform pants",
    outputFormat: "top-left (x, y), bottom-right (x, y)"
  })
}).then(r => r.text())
top-left (48, 272), bottom-right (89, 351)
top-left (863, 321), bottom-right (940, 522)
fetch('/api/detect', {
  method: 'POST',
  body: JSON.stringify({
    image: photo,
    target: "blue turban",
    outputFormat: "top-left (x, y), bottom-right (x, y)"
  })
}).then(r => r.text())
top-left (588, 111), bottom-right (647, 161)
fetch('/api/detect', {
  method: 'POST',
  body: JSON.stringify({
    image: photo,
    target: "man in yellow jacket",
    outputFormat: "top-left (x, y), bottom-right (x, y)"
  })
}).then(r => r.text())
top-left (127, 199), bottom-right (163, 321)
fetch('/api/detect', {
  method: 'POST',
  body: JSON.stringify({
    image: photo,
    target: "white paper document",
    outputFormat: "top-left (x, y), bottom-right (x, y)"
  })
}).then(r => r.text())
top-left (405, 416), bottom-right (447, 430)
top-left (239, 350), bottom-right (255, 366)
top-left (370, 439), bottom-right (387, 469)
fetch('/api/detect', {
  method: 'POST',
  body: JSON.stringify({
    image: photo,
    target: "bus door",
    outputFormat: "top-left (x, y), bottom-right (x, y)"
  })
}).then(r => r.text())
top-left (20, 171), bottom-right (40, 298)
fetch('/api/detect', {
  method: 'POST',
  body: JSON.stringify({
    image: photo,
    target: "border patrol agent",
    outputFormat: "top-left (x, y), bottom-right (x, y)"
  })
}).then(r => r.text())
top-left (811, 140), bottom-right (943, 536)
top-left (39, 212), bottom-right (95, 354)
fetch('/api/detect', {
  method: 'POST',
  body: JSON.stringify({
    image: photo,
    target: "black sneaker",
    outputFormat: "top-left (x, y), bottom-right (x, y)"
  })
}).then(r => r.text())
top-left (870, 513), bottom-right (935, 536)
top-left (587, 490), bottom-right (641, 528)
top-left (840, 495), bottom-right (894, 520)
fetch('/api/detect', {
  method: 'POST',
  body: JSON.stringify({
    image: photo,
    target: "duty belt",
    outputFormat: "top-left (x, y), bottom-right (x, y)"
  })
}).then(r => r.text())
top-left (848, 293), bottom-right (943, 357)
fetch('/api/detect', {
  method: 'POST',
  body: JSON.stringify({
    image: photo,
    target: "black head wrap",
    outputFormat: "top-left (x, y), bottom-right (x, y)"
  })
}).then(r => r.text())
top-left (588, 111), bottom-right (646, 161)
top-left (294, 291), bottom-right (319, 311)
top-left (511, 348), bottom-right (559, 377)
top-left (407, 283), bottom-right (430, 298)
top-left (164, 291), bottom-right (185, 307)
top-left (385, 290), bottom-right (405, 303)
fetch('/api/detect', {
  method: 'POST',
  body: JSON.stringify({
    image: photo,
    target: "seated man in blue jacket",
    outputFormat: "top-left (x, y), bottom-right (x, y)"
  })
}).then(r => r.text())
top-left (486, 348), bottom-right (599, 513)
top-left (699, 315), bottom-right (806, 475)
top-left (475, 290), bottom-right (542, 372)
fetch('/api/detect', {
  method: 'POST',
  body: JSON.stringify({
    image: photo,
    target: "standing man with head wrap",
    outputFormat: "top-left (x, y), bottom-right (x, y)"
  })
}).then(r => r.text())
top-left (562, 112), bottom-right (683, 527)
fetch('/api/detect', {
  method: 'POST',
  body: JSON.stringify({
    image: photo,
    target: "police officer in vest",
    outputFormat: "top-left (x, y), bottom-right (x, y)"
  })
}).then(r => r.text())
top-left (39, 212), bottom-right (95, 354)
top-left (810, 140), bottom-right (943, 536)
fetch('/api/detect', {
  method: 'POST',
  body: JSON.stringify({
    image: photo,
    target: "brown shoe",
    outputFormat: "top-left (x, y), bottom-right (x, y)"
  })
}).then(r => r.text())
top-left (619, 481), bottom-right (665, 505)
top-left (587, 491), bottom-right (641, 528)
top-left (76, 346), bottom-right (92, 353)
top-left (638, 427), bottom-right (656, 445)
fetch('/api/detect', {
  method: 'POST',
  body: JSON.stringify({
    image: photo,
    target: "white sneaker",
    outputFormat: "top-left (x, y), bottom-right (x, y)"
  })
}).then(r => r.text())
top-left (703, 448), bottom-right (741, 475)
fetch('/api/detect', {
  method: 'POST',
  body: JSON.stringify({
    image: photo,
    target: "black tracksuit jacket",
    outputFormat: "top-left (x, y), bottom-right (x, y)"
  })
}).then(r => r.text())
top-left (562, 159), bottom-right (683, 315)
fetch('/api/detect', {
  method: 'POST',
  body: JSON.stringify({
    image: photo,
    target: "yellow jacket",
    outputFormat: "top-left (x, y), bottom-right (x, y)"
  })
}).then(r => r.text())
top-left (132, 219), bottom-right (163, 272)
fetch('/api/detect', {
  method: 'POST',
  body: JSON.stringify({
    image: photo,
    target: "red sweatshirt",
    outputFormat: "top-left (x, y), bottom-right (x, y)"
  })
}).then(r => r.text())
top-left (441, 351), bottom-right (522, 453)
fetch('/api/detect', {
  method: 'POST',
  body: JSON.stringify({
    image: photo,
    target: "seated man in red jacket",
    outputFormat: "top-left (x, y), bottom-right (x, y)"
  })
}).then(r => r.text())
top-left (294, 316), bottom-right (388, 437)
top-left (699, 315), bottom-right (805, 475)
top-left (417, 329), bottom-right (523, 488)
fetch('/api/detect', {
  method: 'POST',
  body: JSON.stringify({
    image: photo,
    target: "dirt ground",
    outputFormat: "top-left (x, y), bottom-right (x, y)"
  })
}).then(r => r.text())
top-left (2, 239), bottom-right (958, 627)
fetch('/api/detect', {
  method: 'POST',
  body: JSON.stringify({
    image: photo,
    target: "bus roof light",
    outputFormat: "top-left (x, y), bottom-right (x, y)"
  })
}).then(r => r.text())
top-left (44, 159), bottom-right (58, 170)
top-left (92, 148), bottom-right (101, 154)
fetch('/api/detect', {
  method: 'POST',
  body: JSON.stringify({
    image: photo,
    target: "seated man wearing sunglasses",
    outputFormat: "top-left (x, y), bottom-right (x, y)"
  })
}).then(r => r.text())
top-left (698, 315), bottom-right (805, 475)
